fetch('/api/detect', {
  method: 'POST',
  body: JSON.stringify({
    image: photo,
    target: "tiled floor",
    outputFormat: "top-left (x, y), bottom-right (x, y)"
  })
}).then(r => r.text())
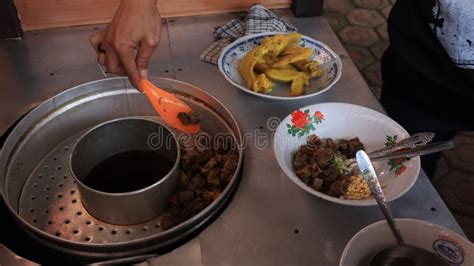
top-left (323, 0), bottom-right (474, 241)
top-left (433, 132), bottom-right (474, 241)
top-left (324, 0), bottom-right (392, 99)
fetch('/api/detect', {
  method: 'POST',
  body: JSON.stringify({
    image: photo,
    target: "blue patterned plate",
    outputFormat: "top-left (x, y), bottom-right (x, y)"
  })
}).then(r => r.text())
top-left (218, 32), bottom-right (342, 100)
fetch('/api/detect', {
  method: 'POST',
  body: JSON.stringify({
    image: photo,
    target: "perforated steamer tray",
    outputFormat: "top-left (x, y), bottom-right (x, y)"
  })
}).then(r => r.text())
top-left (0, 77), bottom-right (243, 261)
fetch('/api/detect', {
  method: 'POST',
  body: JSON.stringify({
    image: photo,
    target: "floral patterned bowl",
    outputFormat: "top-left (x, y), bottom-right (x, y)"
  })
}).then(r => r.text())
top-left (273, 102), bottom-right (421, 206)
top-left (218, 32), bottom-right (342, 100)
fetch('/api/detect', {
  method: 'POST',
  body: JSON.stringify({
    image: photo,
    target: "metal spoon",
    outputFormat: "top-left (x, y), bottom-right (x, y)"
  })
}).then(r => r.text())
top-left (355, 150), bottom-right (449, 266)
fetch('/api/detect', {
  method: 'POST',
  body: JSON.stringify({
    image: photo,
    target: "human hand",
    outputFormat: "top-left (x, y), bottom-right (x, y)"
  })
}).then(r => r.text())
top-left (90, 0), bottom-right (161, 90)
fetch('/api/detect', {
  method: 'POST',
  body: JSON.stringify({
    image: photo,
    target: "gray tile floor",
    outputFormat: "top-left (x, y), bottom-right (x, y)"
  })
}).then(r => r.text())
top-left (433, 132), bottom-right (474, 241)
top-left (323, 0), bottom-right (474, 241)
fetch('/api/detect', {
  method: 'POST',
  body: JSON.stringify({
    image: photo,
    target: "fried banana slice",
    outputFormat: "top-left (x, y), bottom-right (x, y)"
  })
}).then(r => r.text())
top-left (271, 47), bottom-right (313, 68)
top-left (252, 74), bottom-right (274, 93)
top-left (264, 68), bottom-right (302, 83)
top-left (292, 60), bottom-right (324, 78)
top-left (280, 47), bottom-right (311, 56)
top-left (291, 75), bottom-right (307, 96)
top-left (261, 32), bottom-right (302, 58)
top-left (238, 33), bottom-right (307, 95)
top-left (239, 46), bottom-right (270, 87)
top-left (254, 59), bottom-right (271, 74)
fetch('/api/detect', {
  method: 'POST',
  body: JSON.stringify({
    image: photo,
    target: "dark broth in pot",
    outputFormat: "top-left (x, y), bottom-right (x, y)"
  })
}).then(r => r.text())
top-left (82, 150), bottom-right (174, 193)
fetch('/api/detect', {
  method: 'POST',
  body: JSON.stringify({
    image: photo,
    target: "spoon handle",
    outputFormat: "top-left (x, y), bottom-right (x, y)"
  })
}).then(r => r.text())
top-left (356, 150), bottom-right (406, 246)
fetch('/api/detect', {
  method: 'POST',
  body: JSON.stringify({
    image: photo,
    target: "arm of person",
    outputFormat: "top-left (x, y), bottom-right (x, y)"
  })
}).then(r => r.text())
top-left (89, 0), bottom-right (161, 90)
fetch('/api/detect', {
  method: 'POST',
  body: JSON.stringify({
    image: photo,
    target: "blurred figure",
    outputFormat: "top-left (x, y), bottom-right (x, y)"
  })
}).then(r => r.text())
top-left (381, 0), bottom-right (474, 178)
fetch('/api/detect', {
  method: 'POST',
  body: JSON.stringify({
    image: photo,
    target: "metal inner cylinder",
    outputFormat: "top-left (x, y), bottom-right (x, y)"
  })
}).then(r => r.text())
top-left (70, 117), bottom-right (180, 225)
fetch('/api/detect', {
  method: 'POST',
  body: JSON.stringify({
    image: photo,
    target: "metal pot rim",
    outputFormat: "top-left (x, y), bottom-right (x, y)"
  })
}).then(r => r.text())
top-left (68, 116), bottom-right (180, 197)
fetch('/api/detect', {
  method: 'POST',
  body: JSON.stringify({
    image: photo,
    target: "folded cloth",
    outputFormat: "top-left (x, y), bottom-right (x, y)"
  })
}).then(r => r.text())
top-left (200, 4), bottom-right (297, 65)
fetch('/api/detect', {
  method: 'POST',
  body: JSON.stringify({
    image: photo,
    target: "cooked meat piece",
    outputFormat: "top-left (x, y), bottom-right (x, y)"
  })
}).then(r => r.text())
top-left (307, 134), bottom-right (321, 147)
top-left (311, 177), bottom-right (324, 191)
top-left (301, 175), bottom-right (312, 185)
top-left (177, 112), bottom-right (191, 125)
top-left (207, 168), bottom-right (221, 186)
top-left (181, 149), bottom-right (200, 171)
top-left (338, 139), bottom-right (349, 151)
top-left (295, 164), bottom-right (312, 179)
top-left (346, 137), bottom-right (364, 158)
top-left (204, 157), bottom-right (219, 169)
top-left (214, 153), bottom-right (224, 164)
top-left (309, 162), bottom-right (322, 177)
top-left (196, 149), bottom-right (214, 166)
top-left (292, 151), bottom-right (309, 169)
top-left (222, 150), bottom-right (237, 161)
top-left (327, 175), bottom-right (351, 197)
top-left (188, 112), bottom-right (201, 124)
top-left (188, 174), bottom-right (206, 191)
top-left (201, 157), bottom-right (219, 176)
top-left (322, 165), bottom-right (340, 184)
top-left (202, 189), bottom-right (221, 204)
top-left (178, 190), bottom-right (195, 205)
top-left (299, 144), bottom-right (315, 154)
top-left (178, 172), bottom-right (190, 187)
top-left (221, 155), bottom-right (238, 180)
top-left (315, 148), bottom-right (334, 166)
top-left (177, 111), bottom-right (200, 125)
top-left (325, 138), bottom-right (338, 151)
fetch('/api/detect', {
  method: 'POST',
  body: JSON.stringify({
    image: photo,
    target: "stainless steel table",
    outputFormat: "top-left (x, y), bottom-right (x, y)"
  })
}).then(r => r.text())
top-left (0, 9), bottom-right (464, 265)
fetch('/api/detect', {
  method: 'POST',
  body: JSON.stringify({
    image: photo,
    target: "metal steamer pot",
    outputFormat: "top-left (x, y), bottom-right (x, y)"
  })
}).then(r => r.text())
top-left (0, 77), bottom-right (243, 262)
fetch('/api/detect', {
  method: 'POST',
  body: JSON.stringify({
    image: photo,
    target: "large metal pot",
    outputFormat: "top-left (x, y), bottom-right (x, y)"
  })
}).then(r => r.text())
top-left (0, 77), bottom-right (243, 263)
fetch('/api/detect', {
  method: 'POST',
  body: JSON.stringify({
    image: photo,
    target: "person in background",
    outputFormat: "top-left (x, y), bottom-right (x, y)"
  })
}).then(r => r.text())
top-left (89, 0), bottom-right (161, 90)
top-left (381, 0), bottom-right (474, 179)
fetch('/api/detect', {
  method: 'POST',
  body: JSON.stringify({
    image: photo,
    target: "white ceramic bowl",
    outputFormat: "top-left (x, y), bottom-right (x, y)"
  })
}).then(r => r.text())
top-left (218, 32), bottom-right (342, 100)
top-left (340, 218), bottom-right (474, 265)
top-left (274, 102), bottom-right (421, 206)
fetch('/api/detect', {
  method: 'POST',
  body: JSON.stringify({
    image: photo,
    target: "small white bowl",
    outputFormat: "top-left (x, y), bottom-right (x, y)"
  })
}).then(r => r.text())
top-left (218, 32), bottom-right (342, 100)
top-left (274, 102), bottom-right (420, 206)
top-left (340, 218), bottom-right (474, 265)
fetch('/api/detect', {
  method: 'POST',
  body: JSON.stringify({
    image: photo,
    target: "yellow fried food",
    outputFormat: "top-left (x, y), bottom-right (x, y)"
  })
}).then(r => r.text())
top-left (264, 68), bottom-right (302, 83)
top-left (280, 47), bottom-right (310, 56)
top-left (252, 74), bottom-right (274, 93)
top-left (261, 32), bottom-right (302, 58)
top-left (254, 59), bottom-right (271, 74)
top-left (239, 45), bottom-right (271, 88)
top-left (271, 47), bottom-right (313, 68)
top-left (292, 60), bottom-right (324, 78)
top-left (239, 47), bottom-right (260, 87)
top-left (290, 75), bottom-right (307, 96)
top-left (238, 32), bottom-right (320, 96)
